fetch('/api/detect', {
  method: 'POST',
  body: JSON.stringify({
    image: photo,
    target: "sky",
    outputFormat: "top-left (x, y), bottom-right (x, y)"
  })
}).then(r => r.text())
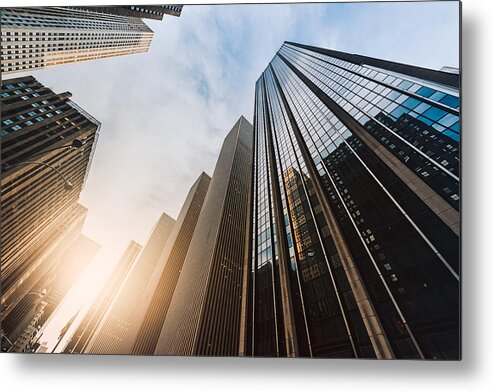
top-left (27, 1), bottom-right (460, 350)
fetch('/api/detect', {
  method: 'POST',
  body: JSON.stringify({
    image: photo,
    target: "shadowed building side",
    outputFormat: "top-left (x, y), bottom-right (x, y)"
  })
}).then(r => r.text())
top-left (155, 116), bottom-right (253, 356)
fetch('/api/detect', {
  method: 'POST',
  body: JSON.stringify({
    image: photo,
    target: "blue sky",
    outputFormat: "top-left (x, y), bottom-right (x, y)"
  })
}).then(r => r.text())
top-left (20, 1), bottom-right (459, 306)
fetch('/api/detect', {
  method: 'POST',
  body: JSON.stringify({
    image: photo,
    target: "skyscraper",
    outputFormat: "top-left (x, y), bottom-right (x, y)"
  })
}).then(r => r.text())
top-left (154, 117), bottom-right (253, 356)
top-left (0, 7), bottom-right (154, 74)
top-left (1, 75), bottom-right (99, 351)
top-left (118, 173), bottom-right (211, 355)
top-left (60, 241), bottom-right (142, 354)
top-left (240, 42), bottom-right (460, 359)
top-left (1, 76), bottom-right (99, 315)
top-left (84, 213), bottom-right (176, 354)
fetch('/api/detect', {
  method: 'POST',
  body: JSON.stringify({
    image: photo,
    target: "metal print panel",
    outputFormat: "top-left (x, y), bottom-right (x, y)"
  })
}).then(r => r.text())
top-left (0, 1), bottom-right (461, 359)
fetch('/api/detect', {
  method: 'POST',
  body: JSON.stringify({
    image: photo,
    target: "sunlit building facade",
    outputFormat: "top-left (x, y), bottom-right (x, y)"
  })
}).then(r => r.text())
top-left (1, 203), bottom-right (88, 352)
top-left (0, 7), bottom-right (154, 74)
top-left (61, 241), bottom-right (142, 354)
top-left (39, 234), bottom-right (100, 326)
top-left (84, 213), bottom-right (176, 354)
top-left (0, 75), bottom-right (100, 352)
top-left (121, 173), bottom-right (211, 355)
top-left (240, 42), bottom-right (460, 360)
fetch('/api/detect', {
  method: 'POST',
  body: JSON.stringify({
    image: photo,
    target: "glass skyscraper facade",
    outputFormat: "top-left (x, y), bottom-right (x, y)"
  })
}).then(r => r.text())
top-left (240, 42), bottom-right (460, 359)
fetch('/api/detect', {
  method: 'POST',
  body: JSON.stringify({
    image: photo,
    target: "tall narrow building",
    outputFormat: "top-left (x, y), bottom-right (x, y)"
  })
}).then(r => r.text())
top-left (0, 75), bottom-right (99, 352)
top-left (241, 42), bottom-right (460, 360)
top-left (116, 172), bottom-right (212, 355)
top-left (154, 116), bottom-right (254, 356)
top-left (0, 7), bottom-right (154, 74)
top-left (83, 213), bottom-right (176, 354)
top-left (61, 241), bottom-right (142, 354)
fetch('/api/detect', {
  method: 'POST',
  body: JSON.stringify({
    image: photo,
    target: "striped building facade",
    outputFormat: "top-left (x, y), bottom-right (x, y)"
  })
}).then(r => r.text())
top-left (240, 42), bottom-right (460, 359)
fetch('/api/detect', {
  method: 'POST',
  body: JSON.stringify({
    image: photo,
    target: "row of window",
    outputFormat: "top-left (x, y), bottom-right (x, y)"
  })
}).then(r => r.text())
top-left (281, 46), bottom-right (460, 142)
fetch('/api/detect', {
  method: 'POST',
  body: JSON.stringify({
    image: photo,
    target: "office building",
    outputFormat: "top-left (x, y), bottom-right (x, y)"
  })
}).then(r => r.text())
top-left (154, 117), bottom-right (253, 356)
top-left (1, 75), bottom-right (99, 351)
top-left (240, 42), bottom-right (460, 359)
top-left (84, 213), bottom-right (176, 354)
top-left (120, 173), bottom-right (212, 355)
top-left (1, 76), bottom-right (99, 318)
top-left (62, 241), bottom-right (142, 354)
top-left (0, 7), bottom-right (154, 74)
